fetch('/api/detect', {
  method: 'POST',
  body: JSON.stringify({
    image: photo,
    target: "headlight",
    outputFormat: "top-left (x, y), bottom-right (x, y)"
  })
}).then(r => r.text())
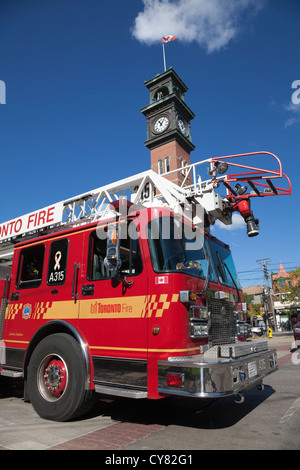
top-left (189, 322), bottom-right (208, 338)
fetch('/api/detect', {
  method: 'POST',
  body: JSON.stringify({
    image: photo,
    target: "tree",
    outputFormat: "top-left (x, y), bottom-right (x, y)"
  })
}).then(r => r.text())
top-left (248, 303), bottom-right (261, 318)
top-left (243, 292), bottom-right (261, 319)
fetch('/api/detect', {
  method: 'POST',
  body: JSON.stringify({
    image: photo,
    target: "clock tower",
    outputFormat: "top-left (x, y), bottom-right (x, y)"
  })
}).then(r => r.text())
top-left (141, 67), bottom-right (195, 186)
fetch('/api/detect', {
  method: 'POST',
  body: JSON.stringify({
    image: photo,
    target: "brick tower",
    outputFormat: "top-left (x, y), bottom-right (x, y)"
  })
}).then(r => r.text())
top-left (141, 67), bottom-right (195, 186)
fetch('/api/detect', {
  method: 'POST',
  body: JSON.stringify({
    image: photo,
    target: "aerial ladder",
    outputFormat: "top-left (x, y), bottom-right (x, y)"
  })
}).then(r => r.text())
top-left (0, 151), bottom-right (291, 267)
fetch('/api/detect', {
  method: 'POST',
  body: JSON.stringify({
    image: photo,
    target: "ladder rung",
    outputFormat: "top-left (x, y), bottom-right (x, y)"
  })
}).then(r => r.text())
top-left (248, 180), bottom-right (261, 196)
top-left (266, 178), bottom-right (278, 194)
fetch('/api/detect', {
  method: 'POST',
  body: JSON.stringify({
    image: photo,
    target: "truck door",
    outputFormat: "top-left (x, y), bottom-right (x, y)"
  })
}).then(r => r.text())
top-left (78, 219), bottom-right (148, 389)
top-left (40, 234), bottom-right (83, 328)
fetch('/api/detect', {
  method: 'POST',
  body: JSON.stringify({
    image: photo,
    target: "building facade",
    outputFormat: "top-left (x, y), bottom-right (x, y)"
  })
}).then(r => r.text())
top-left (272, 262), bottom-right (300, 328)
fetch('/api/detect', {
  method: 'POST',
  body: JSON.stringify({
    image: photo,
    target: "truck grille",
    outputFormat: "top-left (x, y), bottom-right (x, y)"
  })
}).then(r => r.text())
top-left (208, 298), bottom-right (236, 346)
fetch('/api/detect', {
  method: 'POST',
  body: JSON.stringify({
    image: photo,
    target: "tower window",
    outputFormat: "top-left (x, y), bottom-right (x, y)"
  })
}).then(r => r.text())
top-left (165, 157), bottom-right (170, 173)
top-left (158, 160), bottom-right (163, 174)
top-left (181, 158), bottom-right (187, 175)
top-left (153, 86), bottom-right (169, 102)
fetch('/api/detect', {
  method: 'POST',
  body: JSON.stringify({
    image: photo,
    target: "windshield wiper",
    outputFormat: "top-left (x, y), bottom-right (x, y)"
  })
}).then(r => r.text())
top-left (196, 247), bottom-right (210, 297)
top-left (216, 250), bottom-right (241, 304)
top-left (223, 261), bottom-right (241, 303)
top-left (216, 251), bottom-right (227, 283)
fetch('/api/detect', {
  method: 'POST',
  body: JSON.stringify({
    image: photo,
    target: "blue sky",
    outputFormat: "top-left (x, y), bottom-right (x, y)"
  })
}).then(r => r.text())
top-left (0, 0), bottom-right (299, 286)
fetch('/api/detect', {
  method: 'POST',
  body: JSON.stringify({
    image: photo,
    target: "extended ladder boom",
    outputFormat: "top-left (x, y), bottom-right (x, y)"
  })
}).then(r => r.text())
top-left (0, 151), bottom-right (291, 263)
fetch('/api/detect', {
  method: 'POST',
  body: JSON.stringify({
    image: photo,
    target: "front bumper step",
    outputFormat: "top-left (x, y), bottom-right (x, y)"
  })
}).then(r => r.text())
top-left (158, 343), bottom-right (277, 399)
top-left (203, 340), bottom-right (269, 359)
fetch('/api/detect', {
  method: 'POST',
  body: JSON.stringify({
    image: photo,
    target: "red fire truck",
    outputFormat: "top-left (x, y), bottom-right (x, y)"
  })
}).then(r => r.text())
top-left (0, 152), bottom-right (291, 421)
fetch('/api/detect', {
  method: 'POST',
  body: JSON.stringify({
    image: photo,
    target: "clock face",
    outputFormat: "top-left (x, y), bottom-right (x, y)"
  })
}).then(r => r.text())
top-left (178, 118), bottom-right (187, 135)
top-left (153, 116), bottom-right (169, 133)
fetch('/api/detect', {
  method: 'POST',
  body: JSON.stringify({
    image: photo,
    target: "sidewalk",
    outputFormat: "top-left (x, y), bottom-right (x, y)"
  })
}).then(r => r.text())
top-left (250, 332), bottom-right (295, 364)
top-left (251, 331), bottom-right (293, 342)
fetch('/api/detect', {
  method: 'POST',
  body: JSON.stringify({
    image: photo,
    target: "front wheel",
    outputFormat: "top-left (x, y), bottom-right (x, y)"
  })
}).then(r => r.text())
top-left (27, 333), bottom-right (95, 421)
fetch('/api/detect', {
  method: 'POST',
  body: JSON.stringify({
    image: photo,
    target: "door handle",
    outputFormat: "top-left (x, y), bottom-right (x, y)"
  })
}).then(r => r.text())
top-left (11, 292), bottom-right (19, 301)
top-left (82, 284), bottom-right (94, 296)
top-left (72, 262), bottom-right (80, 302)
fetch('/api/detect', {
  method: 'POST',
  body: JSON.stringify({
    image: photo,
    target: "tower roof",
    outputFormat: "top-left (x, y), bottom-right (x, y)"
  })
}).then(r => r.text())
top-left (272, 261), bottom-right (288, 280)
top-left (143, 67), bottom-right (188, 93)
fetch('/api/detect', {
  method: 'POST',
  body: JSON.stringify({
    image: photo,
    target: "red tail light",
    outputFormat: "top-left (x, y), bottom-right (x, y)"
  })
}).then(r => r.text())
top-left (167, 373), bottom-right (184, 387)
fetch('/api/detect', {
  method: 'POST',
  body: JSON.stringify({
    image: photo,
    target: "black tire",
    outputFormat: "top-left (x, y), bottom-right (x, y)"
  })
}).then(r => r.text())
top-left (27, 333), bottom-right (95, 421)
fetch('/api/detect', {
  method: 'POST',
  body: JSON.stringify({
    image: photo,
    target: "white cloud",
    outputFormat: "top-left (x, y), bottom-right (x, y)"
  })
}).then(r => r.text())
top-left (131, 0), bottom-right (265, 53)
top-left (214, 212), bottom-right (245, 231)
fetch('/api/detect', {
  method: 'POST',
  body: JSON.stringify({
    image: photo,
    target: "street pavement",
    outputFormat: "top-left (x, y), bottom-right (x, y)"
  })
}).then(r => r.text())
top-left (0, 332), bottom-right (299, 451)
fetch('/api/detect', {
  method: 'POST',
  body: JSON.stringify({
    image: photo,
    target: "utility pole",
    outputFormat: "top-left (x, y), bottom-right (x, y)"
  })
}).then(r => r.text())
top-left (256, 258), bottom-right (277, 331)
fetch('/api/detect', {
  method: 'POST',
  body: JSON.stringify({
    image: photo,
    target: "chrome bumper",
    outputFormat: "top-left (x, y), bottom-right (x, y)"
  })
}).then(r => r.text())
top-left (158, 341), bottom-right (277, 398)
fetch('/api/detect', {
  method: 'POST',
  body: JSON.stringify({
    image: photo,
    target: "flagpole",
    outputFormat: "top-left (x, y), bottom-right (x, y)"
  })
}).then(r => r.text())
top-left (162, 40), bottom-right (166, 72)
top-left (162, 36), bottom-right (176, 72)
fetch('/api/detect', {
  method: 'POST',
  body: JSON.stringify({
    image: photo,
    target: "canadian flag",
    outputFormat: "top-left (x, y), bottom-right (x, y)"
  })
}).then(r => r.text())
top-left (162, 35), bottom-right (176, 44)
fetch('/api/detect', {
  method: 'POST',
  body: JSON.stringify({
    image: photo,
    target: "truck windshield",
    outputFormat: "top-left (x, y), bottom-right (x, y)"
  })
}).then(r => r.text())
top-left (208, 238), bottom-right (241, 289)
top-left (147, 216), bottom-right (217, 282)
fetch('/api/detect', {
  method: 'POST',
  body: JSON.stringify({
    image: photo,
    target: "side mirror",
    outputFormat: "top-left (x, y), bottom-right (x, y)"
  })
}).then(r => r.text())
top-left (104, 224), bottom-right (122, 272)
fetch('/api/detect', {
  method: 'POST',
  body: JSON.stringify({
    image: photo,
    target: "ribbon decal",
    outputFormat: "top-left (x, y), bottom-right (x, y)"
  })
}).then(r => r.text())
top-left (54, 251), bottom-right (62, 271)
